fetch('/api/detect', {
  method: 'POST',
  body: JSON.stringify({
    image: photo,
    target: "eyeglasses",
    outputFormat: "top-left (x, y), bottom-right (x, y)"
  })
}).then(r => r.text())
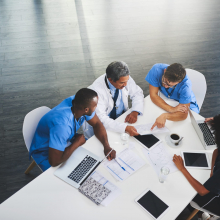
top-left (162, 76), bottom-right (177, 88)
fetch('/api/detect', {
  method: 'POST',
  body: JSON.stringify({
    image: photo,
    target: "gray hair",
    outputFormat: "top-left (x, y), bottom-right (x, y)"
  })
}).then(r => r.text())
top-left (106, 61), bottom-right (130, 82)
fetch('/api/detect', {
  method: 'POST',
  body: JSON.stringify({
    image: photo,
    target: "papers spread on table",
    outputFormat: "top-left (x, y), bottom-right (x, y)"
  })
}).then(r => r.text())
top-left (142, 142), bottom-right (177, 176)
top-left (103, 148), bottom-right (146, 181)
top-left (78, 170), bottom-right (121, 206)
top-left (135, 123), bottom-right (170, 135)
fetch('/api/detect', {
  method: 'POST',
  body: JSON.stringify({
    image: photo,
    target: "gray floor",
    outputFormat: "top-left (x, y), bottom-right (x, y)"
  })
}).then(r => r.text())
top-left (1, 0), bottom-right (220, 219)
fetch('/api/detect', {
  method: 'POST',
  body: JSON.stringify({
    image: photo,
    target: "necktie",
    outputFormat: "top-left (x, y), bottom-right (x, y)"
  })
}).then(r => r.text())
top-left (109, 89), bottom-right (119, 120)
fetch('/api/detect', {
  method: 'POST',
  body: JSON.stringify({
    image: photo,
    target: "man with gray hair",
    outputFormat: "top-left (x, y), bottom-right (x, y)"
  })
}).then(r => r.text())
top-left (83, 61), bottom-right (144, 138)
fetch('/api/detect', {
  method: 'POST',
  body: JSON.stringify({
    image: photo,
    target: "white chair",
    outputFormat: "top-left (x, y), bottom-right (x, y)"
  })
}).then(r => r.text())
top-left (186, 68), bottom-right (207, 110)
top-left (186, 201), bottom-right (220, 220)
top-left (23, 106), bottom-right (51, 174)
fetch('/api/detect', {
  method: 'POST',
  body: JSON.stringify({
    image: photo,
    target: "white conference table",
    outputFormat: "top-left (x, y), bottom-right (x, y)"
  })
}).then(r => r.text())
top-left (0, 96), bottom-right (213, 220)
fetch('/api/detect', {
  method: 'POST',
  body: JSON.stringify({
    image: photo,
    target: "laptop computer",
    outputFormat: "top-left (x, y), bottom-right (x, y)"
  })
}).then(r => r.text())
top-left (189, 110), bottom-right (216, 150)
top-left (54, 146), bottom-right (102, 189)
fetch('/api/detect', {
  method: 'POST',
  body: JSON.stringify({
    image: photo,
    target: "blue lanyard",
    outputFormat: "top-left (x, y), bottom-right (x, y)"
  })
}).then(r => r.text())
top-left (163, 85), bottom-right (177, 98)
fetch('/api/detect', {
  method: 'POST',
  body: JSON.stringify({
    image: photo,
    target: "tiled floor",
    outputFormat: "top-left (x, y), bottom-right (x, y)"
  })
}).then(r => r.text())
top-left (1, 0), bottom-right (220, 219)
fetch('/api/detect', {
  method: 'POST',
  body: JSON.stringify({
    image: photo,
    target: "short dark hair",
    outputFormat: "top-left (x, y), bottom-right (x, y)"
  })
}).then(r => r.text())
top-left (210, 115), bottom-right (220, 149)
top-left (73, 88), bottom-right (97, 109)
top-left (106, 61), bottom-right (130, 82)
top-left (164, 63), bottom-right (186, 82)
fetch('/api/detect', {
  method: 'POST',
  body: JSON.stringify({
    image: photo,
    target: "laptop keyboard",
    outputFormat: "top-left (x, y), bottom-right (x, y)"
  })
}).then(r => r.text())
top-left (68, 155), bottom-right (97, 183)
top-left (198, 123), bottom-right (215, 146)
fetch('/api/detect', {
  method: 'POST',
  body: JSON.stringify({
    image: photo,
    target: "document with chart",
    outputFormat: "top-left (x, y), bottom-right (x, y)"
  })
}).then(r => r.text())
top-left (135, 123), bottom-right (170, 135)
top-left (142, 142), bottom-right (178, 176)
top-left (103, 148), bottom-right (146, 181)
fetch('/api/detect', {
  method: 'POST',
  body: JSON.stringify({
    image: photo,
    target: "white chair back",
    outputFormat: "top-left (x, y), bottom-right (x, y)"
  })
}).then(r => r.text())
top-left (186, 68), bottom-right (207, 110)
top-left (23, 106), bottom-right (51, 151)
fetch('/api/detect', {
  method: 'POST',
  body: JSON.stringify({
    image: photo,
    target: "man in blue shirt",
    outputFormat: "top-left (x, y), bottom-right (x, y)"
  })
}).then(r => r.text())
top-left (145, 63), bottom-right (199, 130)
top-left (29, 88), bottom-right (116, 171)
top-left (173, 115), bottom-right (220, 219)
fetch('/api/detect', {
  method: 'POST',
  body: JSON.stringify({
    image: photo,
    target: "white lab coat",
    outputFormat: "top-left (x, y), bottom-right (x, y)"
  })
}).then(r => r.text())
top-left (83, 74), bottom-right (144, 138)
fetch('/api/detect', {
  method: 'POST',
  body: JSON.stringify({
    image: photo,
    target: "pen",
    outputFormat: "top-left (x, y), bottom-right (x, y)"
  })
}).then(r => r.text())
top-left (101, 148), bottom-right (114, 163)
top-left (114, 159), bottom-right (130, 174)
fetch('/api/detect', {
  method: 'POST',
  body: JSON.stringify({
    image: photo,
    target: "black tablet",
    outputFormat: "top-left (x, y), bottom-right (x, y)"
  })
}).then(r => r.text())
top-left (135, 189), bottom-right (170, 219)
top-left (133, 134), bottom-right (160, 150)
top-left (181, 151), bottom-right (211, 169)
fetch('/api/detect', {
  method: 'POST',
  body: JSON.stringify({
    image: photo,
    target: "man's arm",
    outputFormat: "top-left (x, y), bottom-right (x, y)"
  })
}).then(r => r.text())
top-left (173, 155), bottom-right (210, 196)
top-left (87, 114), bottom-right (116, 160)
top-left (151, 106), bottom-right (190, 129)
top-left (149, 84), bottom-right (188, 113)
top-left (94, 91), bottom-right (139, 136)
top-left (125, 76), bottom-right (144, 124)
top-left (48, 134), bottom-right (86, 167)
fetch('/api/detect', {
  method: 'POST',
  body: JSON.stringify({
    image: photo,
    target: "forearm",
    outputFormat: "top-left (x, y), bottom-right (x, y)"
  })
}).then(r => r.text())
top-left (93, 122), bottom-right (111, 150)
top-left (163, 112), bottom-right (187, 121)
top-left (61, 143), bottom-right (80, 163)
top-left (211, 149), bottom-right (218, 171)
top-left (181, 168), bottom-right (209, 196)
top-left (49, 142), bottom-right (81, 166)
top-left (150, 94), bottom-right (173, 112)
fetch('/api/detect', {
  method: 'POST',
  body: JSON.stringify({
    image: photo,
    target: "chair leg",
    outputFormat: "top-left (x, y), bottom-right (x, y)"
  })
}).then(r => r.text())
top-left (25, 160), bottom-right (36, 174)
top-left (186, 209), bottom-right (199, 220)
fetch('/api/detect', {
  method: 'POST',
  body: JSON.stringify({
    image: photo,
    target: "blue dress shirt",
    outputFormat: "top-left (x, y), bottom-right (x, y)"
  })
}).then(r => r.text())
top-left (107, 79), bottom-right (125, 118)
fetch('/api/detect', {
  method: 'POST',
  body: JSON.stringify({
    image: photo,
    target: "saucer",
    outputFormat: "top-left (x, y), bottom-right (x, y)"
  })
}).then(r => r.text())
top-left (165, 135), bottom-right (182, 148)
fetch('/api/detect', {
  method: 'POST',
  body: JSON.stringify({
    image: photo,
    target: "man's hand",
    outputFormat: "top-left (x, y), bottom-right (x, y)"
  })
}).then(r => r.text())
top-left (125, 126), bottom-right (139, 136)
top-left (124, 111), bottom-right (139, 123)
top-left (170, 104), bottom-right (188, 113)
top-left (173, 154), bottom-right (185, 172)
top-left (104, 147), bottom-right (116, 161)
top-left (74, 134), bottom-right (86, 146)
top-left (151, 113), bottom-right (167, 130)
top-left (205, 117), bottom-right (213, 123)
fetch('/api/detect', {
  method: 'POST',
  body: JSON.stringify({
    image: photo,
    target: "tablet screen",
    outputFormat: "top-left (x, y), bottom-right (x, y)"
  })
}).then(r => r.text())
top-left (134, 134), bottom-right (159, 149)
top-left (183, 152), bottom-right (208, 167)
top-left (137, 191), bottom-right (169, 219)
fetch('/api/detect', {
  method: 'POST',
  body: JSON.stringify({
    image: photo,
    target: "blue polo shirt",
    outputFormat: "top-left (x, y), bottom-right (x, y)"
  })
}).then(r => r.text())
top-left (145, 63), bottom-right (199, 113)
top-left (29, 96), bottom-right (95, 171)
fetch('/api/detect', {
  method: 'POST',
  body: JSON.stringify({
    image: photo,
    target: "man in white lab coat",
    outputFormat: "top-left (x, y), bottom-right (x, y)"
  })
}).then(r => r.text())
top-left (83, 61), bottom-right (144, 138)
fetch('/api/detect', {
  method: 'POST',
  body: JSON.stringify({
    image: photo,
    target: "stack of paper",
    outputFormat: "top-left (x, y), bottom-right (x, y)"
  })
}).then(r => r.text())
top-left (103, 148), bottom-right (146, 181)
top-left (90, 171), bottom-right (122, 206)
top-left (142, 142), bottom-right (177, 176)
top-left (78, 171), bottom-right (121, 206)
top-left (135, 123), bottom-right (170, 135)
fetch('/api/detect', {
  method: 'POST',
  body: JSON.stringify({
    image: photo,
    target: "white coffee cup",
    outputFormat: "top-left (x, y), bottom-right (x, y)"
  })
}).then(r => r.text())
top-left (169, 133), bottom-right (181, 144)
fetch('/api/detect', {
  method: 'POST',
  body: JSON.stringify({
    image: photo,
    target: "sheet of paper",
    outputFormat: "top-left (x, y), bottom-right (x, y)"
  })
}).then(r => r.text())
top-left (142, 142), bottom-right (178, 176)
top-left (90, 171), bottom-right (121, 206)
top-left (103, 148), bottom-right (146, 181)
top-left (135, 123), bottom-right (170, 135)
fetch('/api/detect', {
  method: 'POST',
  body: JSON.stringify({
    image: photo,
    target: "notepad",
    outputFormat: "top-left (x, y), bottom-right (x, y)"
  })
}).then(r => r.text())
top-left (78, 171), bottom-right (121, 206)
top-left (78, 177), bottom-right (111, 205)
top-left (103, 148), bottom-right (146, 181)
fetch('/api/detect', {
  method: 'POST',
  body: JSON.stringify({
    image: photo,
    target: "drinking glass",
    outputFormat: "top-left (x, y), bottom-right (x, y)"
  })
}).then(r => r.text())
top-left (159, 166), bottom-right (170, 183)
top-left (120, 132), bottom-right (130, 145)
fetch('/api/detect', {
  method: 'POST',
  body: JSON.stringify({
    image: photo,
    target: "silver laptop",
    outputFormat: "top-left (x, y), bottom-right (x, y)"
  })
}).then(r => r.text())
top-left (54, 147), bottom-right (102, 188)
top-left (189, 110), bottom-right (216, 150)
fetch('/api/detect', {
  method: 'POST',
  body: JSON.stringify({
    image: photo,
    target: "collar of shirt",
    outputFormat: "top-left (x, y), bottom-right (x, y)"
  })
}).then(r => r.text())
top-left (107, 78), bottom-right (117, 94)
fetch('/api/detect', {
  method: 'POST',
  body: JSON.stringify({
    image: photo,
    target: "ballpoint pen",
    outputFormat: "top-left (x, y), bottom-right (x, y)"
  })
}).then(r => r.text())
top-left (114, 159), bottom-right (130, 174)
top-left (101, 148), bottom-right (114, 163)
